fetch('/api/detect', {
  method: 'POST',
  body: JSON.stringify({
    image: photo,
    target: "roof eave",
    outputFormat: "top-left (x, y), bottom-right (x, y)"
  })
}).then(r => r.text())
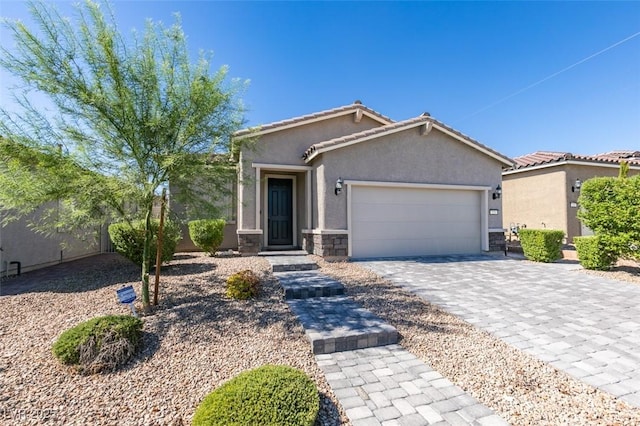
top-left (233, 107), bottom-right (393, 141)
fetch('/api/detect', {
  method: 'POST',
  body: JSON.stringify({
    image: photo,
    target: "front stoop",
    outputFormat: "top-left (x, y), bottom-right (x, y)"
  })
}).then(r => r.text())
top-left (264, 255), bottom-right (318, 273)
top-left (276, 271), bottom-right (345, 300)
top-left (286, 296), bottom-right (398, 355)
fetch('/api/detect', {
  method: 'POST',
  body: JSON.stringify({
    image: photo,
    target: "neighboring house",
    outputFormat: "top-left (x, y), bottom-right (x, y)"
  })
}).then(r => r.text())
top-left (228, 101), bottom-right (513, 258)
top-left (502, 151), bottom-right (640, 244)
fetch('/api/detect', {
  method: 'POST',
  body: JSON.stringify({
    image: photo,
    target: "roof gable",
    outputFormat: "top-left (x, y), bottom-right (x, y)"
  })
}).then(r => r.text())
top-left (234, 101), bottom-right (393, 140)
top-left (303, 114), bottom-right (514, 167)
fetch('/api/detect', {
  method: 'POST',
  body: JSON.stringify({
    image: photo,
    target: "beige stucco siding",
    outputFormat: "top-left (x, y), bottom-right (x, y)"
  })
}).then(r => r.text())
top-left (503, 163), bottom-right (639, 243)
top-left (1, 211), bottom-right (101, 275)
top-left (502, 169), bottom-right (567, 237)
top-left (238, 114), bottom-right (383, 230)
top-left (316, 127), bottom-right (504, 229)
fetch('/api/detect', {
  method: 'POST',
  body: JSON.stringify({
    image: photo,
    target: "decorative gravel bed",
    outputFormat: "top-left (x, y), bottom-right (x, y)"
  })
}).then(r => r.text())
top-left (314, 256), bottom-right (640, 426)
top-left (3, 252), bottom-right (639, 426)
top-left (0, 253), bottom-right (346, 425)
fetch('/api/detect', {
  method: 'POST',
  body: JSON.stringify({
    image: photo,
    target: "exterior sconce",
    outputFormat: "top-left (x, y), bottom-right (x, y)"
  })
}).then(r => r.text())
top-left (335, 177), bottom-right (343, 195)
top-left (492, 185), bottom-right (502, 200)
top-left (572, 178), bottom-right (582, 193)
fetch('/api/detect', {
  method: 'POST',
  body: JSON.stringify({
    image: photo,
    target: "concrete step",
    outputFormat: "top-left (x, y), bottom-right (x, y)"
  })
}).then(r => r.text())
top-left (276, 271), bottom-right (345, 300)
top-left (265, 255), bottom-right (318, 272)
top-left (287, 296), bottom-right (398, 355)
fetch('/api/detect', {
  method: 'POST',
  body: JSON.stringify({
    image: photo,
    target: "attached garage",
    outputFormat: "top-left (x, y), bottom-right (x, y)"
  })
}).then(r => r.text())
top-left (349, 183), bottom-right (487, 258)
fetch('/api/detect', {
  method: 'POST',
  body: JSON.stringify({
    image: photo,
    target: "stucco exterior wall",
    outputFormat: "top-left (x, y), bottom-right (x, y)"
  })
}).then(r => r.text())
top-left (502, 169), bottom-right (567, 238)
top-left (315, 126), bottom-right (505, 229)
top-left (237, 114), bottom-right (383, 230)
top-left (503, 163), bottom-right (639, 243)
top-left (1, 211), bottom-right (101, 275)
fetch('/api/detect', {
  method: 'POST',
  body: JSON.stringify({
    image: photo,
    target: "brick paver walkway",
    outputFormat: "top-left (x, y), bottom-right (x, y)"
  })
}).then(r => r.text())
top-left (358, 255), bottom-right (640, 408)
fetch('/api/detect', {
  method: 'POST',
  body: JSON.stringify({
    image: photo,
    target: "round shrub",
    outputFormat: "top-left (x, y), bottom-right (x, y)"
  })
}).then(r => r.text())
top-left (518, 229), bottom-right (564, 262)
top-left (574, 235), bottom-right (618, 270)
top-left (188, 218), bottom-right (226, 256)
top-left (193, 365), bottom-right (319, 426)
top-left (226, 270), bottom-right (260, 300)
top-left (108, 219), bottom-right (181, 266)
top-left (52, 315), bottom-right (143, 374)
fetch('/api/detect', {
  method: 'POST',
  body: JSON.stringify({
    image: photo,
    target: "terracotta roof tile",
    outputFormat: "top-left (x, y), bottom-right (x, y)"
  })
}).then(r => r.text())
top-left (234, 101), bottom-right (394, 138)
top-left (512, 150), bottom-right (640, 170)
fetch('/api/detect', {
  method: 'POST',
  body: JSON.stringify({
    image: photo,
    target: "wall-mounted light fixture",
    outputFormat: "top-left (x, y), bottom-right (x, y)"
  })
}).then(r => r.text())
top-left (335, 177), bottom-right (343, 195)
top-left (492, 185), bottom-right (502, 200)
top-left (572, 178), bottom-right (582, 193)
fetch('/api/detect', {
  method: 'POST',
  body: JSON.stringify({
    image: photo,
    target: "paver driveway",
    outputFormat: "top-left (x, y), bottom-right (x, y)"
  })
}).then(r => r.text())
top-left (357, 255), bottom-right (640, 408)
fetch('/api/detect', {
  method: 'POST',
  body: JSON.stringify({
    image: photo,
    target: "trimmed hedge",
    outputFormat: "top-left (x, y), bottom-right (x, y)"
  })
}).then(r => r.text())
top-left (192, 365), bottom-right (319, 426)
top-left (108, 219), bottom-right (181, 266)
top-left (226, 270), bottom-right (260, 300)
top-left (574, 236), bottom-right (618, 270)
top-left (188, 219), bottom-right (226, 256)
top-left (52, 315), bottom-right (143, 374)
top-left (518, 229), bottom-right (564, 262)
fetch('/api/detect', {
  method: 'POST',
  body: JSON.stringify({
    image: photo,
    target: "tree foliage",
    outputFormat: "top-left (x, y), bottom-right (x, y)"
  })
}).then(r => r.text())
top-left (577, 173), bottom-right (640, 261)
top-left (0, 0), bottom-right (247, 308)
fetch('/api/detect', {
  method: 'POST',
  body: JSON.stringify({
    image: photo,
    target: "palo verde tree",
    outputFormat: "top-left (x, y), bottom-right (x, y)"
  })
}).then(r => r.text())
top-left (577, 162), bottom-right (640, 262)
top-left (0, 0), bottom-right (246, 310)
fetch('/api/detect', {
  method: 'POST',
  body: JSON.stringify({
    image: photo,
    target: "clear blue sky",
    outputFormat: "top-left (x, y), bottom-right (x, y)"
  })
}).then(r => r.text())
top-left (1, 1), bottom-right (639, 159)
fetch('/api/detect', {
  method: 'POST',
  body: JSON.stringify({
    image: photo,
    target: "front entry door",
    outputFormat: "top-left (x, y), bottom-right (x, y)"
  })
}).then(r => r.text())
top-left (268, 178), bottom-right (293, 246)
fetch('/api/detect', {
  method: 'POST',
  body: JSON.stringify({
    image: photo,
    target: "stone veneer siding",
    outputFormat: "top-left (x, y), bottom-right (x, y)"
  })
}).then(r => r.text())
top-left (489, 230), bottom-right (506, 253)
top-left (237, 233), bottom-right (262, 255)
top-left (302, 232), bottom-right (348, 258)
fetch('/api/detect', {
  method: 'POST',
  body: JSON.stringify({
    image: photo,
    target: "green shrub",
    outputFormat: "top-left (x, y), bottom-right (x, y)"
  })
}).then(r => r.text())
top-left (193, 365), bottom-right (319, 426)
top-left (518, 229), bottom-right (564, 262)
top-left (226, 270), bottom-right (260, 300)
top-left (574, 236), bottom-right (618, 270)
top-left (52, 315), bottom-right (143, 374)
top-left (108, 219), bottom-right (181, 265)
top-left (188, 219), bottom-right (226, 256)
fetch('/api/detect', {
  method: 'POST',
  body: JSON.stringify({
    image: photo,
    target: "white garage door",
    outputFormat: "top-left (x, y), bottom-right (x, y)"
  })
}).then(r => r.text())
top-left (350, 186), bottom-right (482, 258)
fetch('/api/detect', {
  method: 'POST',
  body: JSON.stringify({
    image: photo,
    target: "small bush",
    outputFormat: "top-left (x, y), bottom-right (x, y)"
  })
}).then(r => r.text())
top-left (193, 365), bottom-right (319, 426)
top-left (226, 270), bottom-right (260, 300)
top-left (518, 229), bottom-right (564, 262)
top-left (188, 219), bottom-right (226, 256)
top-left (108, 219), bottom-right (181, 266)
top-left (52, 315), bottom-right (143, 374)
top-left (575, 236), bottom-right (618, 270)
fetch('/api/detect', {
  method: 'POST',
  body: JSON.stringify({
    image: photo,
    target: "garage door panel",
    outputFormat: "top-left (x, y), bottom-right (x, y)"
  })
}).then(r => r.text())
top-left (351, 186), bottom-right (482, 258)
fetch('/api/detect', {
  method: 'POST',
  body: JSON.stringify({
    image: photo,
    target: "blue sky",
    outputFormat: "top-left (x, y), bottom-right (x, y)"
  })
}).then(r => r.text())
top-left (1, 1), bottom-right (639, 159)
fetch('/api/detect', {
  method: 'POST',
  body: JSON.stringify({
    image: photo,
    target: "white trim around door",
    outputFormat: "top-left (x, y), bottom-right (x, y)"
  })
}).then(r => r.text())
top-left (263, 174), bottom-right (297, 248)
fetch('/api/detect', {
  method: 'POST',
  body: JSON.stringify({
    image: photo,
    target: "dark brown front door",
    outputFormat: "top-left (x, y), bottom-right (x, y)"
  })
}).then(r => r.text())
top-left (268, 178), bottom-right (293, 246)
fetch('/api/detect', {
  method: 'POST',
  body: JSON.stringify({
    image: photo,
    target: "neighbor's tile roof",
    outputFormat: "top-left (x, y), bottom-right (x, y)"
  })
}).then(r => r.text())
top-left (512, 150), bottom-right (640, 169)
top-left (303, 114), bottom-right (514, 166)
top-left (234, 101), bottom-right (394, 138)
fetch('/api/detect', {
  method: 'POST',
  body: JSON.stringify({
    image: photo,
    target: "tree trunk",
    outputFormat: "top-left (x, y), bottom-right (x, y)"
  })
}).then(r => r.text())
top-left (141, 206), bottom-right (152, 312)
top-left (153, 188), bottom-right (166, 305)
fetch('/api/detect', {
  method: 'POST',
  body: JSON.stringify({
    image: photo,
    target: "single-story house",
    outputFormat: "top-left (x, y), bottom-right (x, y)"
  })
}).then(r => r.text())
top-left (226, 101), bottom-right (513, 258)
top-left (502, 151), bottom-right (640, 243)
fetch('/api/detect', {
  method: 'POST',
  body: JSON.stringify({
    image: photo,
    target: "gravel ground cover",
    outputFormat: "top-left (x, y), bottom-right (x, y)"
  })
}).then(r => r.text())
top-left (3, 252), bottom-right (639, 426)
top-left (584, 259), bottom-right (640, 286)
top-left (314, 256), bottom-right (640, 426)
top-left (0, 253), bottom-right (346, 426)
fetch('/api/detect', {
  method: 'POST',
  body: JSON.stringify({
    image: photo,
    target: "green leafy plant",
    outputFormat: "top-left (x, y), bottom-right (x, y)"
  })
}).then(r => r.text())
top-left (52, 315), bottom-right (143, 374)
top-left (574, 236), bottom-right (618, 270)
top-left (188, 219), bottom-right (226, 256)
top-left (108, 219), bottom-right (181, 266)
top-left (226, 270), bottom-right (261, 300)
top-left (193, 365), bottom-right (319, 426)
top-left (578, 174), bottom-right (640, 261)
top-left (518, 229), bottom-right (564, 263)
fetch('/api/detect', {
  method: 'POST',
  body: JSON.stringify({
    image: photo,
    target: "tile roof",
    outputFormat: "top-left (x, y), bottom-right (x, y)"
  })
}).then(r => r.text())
top-left (234, 101), bottom-right (394, 138)
top-left (512, 150), bottom-right (640, 170)
top-left (303, 114), bottom-right (514, 166)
